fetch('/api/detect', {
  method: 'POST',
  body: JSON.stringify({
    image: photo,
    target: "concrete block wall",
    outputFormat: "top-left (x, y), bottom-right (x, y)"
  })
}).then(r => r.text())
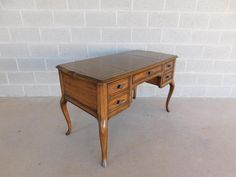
top-left (0, 0), bottom-right (236, 97)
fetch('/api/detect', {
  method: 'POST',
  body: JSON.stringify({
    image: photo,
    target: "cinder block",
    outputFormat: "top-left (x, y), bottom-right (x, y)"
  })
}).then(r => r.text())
top-left (0, 73), bottom-right (7, 84)
top-left (59, 44), bottom-right (87, 58)
top-left (141, 84), bottom-right (156, 97)
top-left (192, 31), bottom-right (220, 44)
top-left (40, 28), bottom-right (70, 42)
top-left (72, 28), bottom-right (101, 42)
top-left (231, 47), bottom-right (236, 59)
top-left (54, 11), bottom-right (84, 26)
top-left (46, 58), bottom-right (74, 70)
top-left (35, 71), bottom-right (59, 84)
top-left (147, 44), bottom-right (175, 54)
top-left (181, 86), bottom-right (206, 97)
top-left (133, 0), bottom-right (164, 10)
top-left (186, 60), bottom-right (214, 72)
top-left (86, 12), bottom-right (116, 26)
top-left (24, 85), bottom-right (50, 96)
top-left (155, 85), bottom-right (171, 97)
top-left (49, 85), bottom-right (61, 96)
top-left (209, 14), bottom-right (236, 29)
top-left (102, 28), bottom-right (131, 42)
top-left (223, 75), bottom-right (236, 86)
top-left (0, 44), bottom-right (29, 57)
top-left (68, 0), bottom-right (99, 9)
top-left (0, 28), bottom-right (10, 41)
top-left (205, 87), bottom-right (231, 97)
top-left (197, 0), bottom-right (229, 11)
top-left (1, 0), bottom-right (34, 9)
top-left (175, 45), bottom-right (203, 59)
top-left (179, 13), bottom-right (209, 29)
top-left (175, 73), bottom-right (197, 85)
top-left (17, 59), bottom-right (45, 71)
top-left (0, 86), bottom-right (24, 96)
top-left (29, 44), bottom-right (58, 57)
top-left (149, 13), bottom-right (179, 27)
top-left (213, 61), bottom-right (236, 73)
top-left (101, 0), bottom-right (131, 9)
top-left (8, 72), bottom-right (35, 84)
top-left (117, 44), bottom-right (146, 53)
top-left (88, 44), bottom-right (116, 57)
top-left (132, 29), bottom-right (161, 42)
top-left (117, 12), bottom-right (147, 27)
top-left (197, 74), bottom-right (223, 85)
top-left (10, 28), bottom-right (40, 42)
top-left (0, 10), bottom-right (22, 26)
top-left (229, 0), bottom-right (236, 11)
top-left (175, 59), bottom-right (186, 72)
top-left (203, 46), bottom-right (231, 59)
top-left (162, 29), bottom-right (192, 43)
top-left (0, 59), bottom-right (17, 71)
top-left (22, 10), bottom-right (53, 26)
top-left (165, 0), bottom-right (196, 10)
top-left (232, 89), bottom-right (236, 97)
top-left (221, 32), bottom-right (236, 44)
top-left (36, 0), bottom-right (67, 9)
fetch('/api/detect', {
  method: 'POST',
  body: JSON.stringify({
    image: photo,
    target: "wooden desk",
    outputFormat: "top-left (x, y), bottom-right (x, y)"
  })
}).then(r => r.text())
top-left (56, 50), bottom-right (177, 167)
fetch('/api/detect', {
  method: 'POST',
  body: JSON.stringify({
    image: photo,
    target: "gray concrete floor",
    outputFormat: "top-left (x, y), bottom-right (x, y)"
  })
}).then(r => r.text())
top-left (0, 98), bottom-right (236, 177)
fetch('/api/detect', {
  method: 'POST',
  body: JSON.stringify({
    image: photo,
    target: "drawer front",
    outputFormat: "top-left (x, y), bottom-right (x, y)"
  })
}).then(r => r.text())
top-left (163, 61), bottom-right (174, 73)
top-left (108, 104), bottom-right (129, 118)
top-left (108, 93), bottom-right (129, 112)
top-left (133, 66), bottom-right (162, 84)
top-left (108, 78), bottom-right (129, 96)
top-left (162, 71), bottom-right (173, 84)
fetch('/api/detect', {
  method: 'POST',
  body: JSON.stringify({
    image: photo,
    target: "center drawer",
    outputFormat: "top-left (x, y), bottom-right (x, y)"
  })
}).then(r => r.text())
top-left (133, 65), bottom-right (162, 84)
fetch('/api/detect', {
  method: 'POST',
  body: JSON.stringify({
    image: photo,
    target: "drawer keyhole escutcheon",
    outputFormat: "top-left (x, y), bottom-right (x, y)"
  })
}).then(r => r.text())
top-left (167, 64), bottom-right (171, 67)
top-left (117, 84), bottom-right (124, 89)
top-left (147, 71), bottom-right (152, 75)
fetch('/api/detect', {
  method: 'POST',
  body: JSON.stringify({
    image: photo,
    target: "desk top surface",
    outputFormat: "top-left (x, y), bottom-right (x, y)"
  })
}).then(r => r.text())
top-left (57, 50), bottom-right (177, 82)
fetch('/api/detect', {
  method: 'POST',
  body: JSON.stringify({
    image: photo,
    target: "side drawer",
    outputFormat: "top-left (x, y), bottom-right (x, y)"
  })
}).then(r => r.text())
top-left (133, 66), bottom-right (162, 84)
top-left (163, 61), bottom-right (174, 73)
top-left (108, 78), bottom-right (129, 96)
top-left (108, 92), bottom-right (129, 112)
top-left (162, 71), bottom-right (173, 85)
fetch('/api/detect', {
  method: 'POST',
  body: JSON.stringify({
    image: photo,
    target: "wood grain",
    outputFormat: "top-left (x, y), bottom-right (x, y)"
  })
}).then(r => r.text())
top-left (108, 78), bottom-right (129, 96)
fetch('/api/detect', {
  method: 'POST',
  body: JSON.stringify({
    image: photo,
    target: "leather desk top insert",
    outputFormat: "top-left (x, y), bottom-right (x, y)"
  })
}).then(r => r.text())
top-left (57, 50), bottom-right (177, 167)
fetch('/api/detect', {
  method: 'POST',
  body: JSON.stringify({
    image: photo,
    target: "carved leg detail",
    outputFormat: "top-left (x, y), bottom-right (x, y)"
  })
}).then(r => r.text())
top-left (98, 119), bottom-right (108, 168)
top-left (166, 81), bottom-right (175, 112)
top-left (60, 97), bottom-right (72, 136)
top-left (133, 87), bottom-right (137, 99)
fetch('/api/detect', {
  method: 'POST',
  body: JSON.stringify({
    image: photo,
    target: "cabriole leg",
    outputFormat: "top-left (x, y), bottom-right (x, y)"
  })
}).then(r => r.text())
top-left (98, 119), bottom-right (108, 168)
top-left (60, 96), bottom-right (72, 135)
top-left (166, 80), bottom-right (175, 112)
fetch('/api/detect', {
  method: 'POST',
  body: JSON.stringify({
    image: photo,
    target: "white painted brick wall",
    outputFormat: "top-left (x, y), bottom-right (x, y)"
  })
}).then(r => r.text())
top-left (54, 11), bottom-right (84, 26)
top-left (0, 0), bottom-right (235, 97)
top-left (10, 28), bottom-right (40, 42)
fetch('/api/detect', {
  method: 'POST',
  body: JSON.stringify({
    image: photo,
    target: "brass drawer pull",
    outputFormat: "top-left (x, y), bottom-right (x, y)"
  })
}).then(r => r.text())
top-left (117, 84), bottom-right (124, 89)
top-left (116, 99), bottom-right (125, 105)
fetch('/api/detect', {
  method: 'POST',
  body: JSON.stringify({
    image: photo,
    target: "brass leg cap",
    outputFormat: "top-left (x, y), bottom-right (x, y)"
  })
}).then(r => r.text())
top-left (101, 160), bottom-right (107, 168)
